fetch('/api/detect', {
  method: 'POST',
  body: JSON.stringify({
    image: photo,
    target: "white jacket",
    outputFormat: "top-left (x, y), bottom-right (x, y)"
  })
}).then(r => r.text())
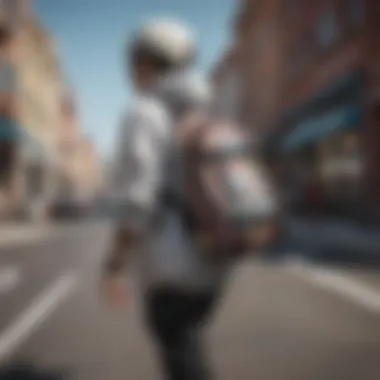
top-left (111, 71), bottom-right (228, 292)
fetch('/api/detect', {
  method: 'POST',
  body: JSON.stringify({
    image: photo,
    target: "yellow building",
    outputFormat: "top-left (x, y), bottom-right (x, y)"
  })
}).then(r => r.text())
top-left (17, 20), bottom-right (61, 150)
top-left (15, 12), bottom-right (62, 219)
top-left (74, 137), bottom-right (102, 202)
top-left (1, 0), bottom-right (100, 219)
top-left (56, 90), bottom-right (102, 207)
top-left (0, 0), bottom-right (63, 220)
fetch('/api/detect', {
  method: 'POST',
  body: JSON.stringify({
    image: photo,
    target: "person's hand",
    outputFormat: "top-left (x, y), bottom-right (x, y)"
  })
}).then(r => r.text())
top-left (102, 274), bottom-right (129, 310)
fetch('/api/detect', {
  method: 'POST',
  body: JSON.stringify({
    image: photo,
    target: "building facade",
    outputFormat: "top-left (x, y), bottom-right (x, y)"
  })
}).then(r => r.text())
top-left (74, 137), bottom-right (102, 202)
top-left (211, 0), bottom-right (284, 140)
top-left (0, 0), bottom-right (25, 219)
top-left (209, 0), bottom-right (286, 193)
top-left (216, 0), bottom-right (380, 221)
top-left (276, 0), bottom-right (379, 220)
top-left (56, 90), bottom-right (101, 205)
top-left (0, 0), bottom-right (64, 220)
top-left (16, 11), bottom-right (62, 219)
top-left (211, 46), bottom-right (243, 121)
top-left (56, 89), bottom-right (81, 200)
top-left (235, 0), bottom-right (284, 137)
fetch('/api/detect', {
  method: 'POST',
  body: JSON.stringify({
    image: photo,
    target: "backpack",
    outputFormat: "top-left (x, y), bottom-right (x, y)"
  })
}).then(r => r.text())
top-left (173, 112), bottom-right (279, 259)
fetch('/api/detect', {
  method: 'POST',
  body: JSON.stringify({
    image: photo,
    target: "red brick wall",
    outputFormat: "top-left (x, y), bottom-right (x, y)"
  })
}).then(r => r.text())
top-left (281, 0), bottom-right (366, 110)
top-left (280, 0), bottom-right (380, 205)
top-left (238, 0), bottom-right (283, 132)
top-left (283, 38), bottom-right (363, 109)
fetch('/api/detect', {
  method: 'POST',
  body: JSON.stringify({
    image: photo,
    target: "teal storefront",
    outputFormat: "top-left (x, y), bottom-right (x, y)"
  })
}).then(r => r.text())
top-left (0, 115), bottom-right (22, 187)
top-left (0, 114), bottom-right (53, 218)
top-left (277, 71), bottom-right (365, 216)
top-left (0, 115), bottom-right (22, 141)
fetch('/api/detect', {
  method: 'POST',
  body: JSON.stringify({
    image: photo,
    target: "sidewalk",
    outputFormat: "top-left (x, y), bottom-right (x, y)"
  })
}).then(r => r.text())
top-left (0, 222), bottom-right (53, 249)
top-left (281, 216), bottom-right (380, 264)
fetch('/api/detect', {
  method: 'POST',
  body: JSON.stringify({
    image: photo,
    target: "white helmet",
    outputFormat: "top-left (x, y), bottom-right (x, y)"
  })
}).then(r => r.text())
top-left (130, 19), bottom-right (196, 67)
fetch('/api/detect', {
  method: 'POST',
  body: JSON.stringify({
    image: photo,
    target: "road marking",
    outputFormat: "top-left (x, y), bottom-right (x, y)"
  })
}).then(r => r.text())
top-left (288, 260), bottom-right (380, 314)
top-left (0, 266), bottom-right (21, 295)
top-left (0, 272), bottom-right (78, 363)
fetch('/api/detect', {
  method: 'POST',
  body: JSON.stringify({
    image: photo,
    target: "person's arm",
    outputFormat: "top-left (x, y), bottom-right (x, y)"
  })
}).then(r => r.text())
top-left (103, 100), bottom-right (170, 277)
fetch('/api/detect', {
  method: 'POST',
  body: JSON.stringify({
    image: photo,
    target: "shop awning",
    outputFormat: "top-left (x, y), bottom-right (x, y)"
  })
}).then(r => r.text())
top-left (0, 116), bottom-right (58, 167)
top-left (282, 105), bottom-right (361, 153)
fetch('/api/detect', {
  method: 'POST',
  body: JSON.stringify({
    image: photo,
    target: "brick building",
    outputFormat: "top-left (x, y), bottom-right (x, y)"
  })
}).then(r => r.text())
top-left (235, 0), bottom-right (283, 135)
top-left (211, 0), bottom-right (284, 138)
top-left (274, 0), bottom-right (380, 220)
top-left (211, 45), bottom-right (243, 121)
top-left (225, 0), bottom-right (380, 220)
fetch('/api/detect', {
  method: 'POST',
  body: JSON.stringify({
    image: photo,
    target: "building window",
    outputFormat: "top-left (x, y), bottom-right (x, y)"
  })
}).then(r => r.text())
top-left (319, 132), bottom-right (363, 199)
top-left (315, 7), bottom-right (339, 48)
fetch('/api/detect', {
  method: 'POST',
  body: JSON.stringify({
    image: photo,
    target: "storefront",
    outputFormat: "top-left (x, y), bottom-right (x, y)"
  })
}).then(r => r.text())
top-left (0, 114), bottom-right (22, 219)
top-left (277, 71), bottom-right (366, 217)
top-left (0, 52), bottom-right (19, 191)
top-left (0, 116), bottom-right (19, 185)
top-left (19, 135), bottom-right (57, 220)
top-left (318, 131), bottom-right (363, 209)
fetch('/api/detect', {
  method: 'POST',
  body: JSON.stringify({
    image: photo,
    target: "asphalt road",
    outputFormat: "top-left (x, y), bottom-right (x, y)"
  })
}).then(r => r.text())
top-left (0, 220), bottom-right (379, 380)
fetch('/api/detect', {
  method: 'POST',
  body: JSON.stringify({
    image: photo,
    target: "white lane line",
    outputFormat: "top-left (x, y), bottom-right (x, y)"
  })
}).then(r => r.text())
top-left (0, 272), bottom-right (78, 363)
top-left (0, 266), bottom-right (21, 295)
top-left (288, 260), bottom-right (380, 314)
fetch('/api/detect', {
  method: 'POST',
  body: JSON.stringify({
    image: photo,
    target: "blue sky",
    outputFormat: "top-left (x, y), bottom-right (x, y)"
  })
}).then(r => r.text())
top-left (34, 0), bottom-right (236, 158)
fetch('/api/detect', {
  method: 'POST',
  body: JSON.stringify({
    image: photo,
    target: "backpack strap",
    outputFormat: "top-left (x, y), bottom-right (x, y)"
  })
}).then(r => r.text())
top-left (160, 186), bottom-right (198, 233)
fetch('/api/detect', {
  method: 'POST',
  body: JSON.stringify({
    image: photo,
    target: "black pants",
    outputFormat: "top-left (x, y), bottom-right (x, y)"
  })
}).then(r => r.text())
top-left (145, 288), bottom-right (218, 380)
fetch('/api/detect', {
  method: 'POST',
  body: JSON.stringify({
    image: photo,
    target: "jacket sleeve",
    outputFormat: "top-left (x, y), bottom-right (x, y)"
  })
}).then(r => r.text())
top-left (111, 99), bottom-right (170, 233)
